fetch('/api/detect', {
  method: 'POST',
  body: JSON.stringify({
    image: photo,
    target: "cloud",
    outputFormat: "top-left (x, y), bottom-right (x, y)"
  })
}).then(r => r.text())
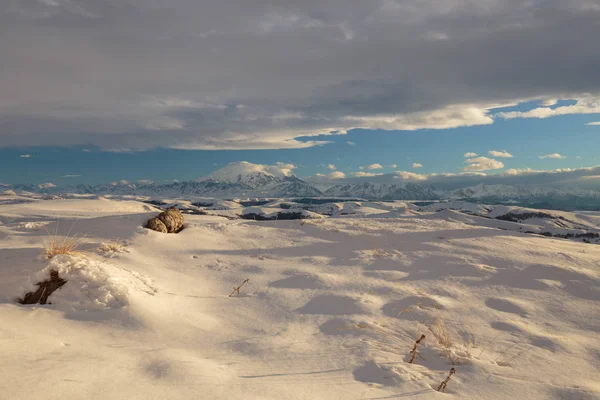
top-left (346, 141), bottom-right (356, 146)
top-left (20, 154), bottom-right (32, 158)
top-left (353, 171), bottom-right (384, 177)
top-left (60, 174), bottom-right (82, 178)
top-left (203, 161), bottom-right (298, 180)
top-left (411, 163), bottom-right (423, 168)
top-left (273, 162), bottom-right (297, 176)
top-left (111, 180), bottom-right (130, 186)
top-left (328, 171), bottom-right (346, 179)
top-left (390, 164), bottom-right (398, 168)
top-left (464, 156), bottom-right (504, 171)
top-left (1, 1), bottom-right (599, 150)
top-left (37, 182), bottom-right (56, 189)
top-left (395, 171), bottom-right (428, 181)
top-left (364, 164), bottom-right (383, 170)
top-left (137, 179), bottom-right (154, 185)
top-left (586, 122), bottom-right (600, 126)
top-left (464, 152), bottom-right (478, 158)
top-left (488, 150), bottom-right (513, 158)
top-left (539, 153), bottom-right (567, 159)
top-left (497, 97), bottom-right (600, 120)
top-left (327, 164), bottom-right (337, 170)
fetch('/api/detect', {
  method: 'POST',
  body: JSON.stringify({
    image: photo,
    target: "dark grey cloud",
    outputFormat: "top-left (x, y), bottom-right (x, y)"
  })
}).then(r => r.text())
top-left (0, 0), bottom-right (599, 150)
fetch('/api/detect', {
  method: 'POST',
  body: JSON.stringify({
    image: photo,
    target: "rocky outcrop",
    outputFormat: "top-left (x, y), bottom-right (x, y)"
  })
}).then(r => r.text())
top-left (145, 208), bottom-right (184, 233)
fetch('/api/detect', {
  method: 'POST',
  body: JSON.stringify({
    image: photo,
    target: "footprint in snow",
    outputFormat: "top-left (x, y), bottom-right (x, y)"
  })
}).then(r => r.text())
top-left (485, 298), bottom-right (527, 315)
top-left (269, 273), bottom-right (326, 289)
top-left (296, 295), bottom-right (365, 315)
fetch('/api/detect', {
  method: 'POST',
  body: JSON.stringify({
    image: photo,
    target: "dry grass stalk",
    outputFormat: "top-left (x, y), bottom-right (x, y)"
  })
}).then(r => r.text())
top-left (436, 368), bottom-right (456, 392)
top-left (228, 278), bottom-right (250, 297)
top-left (478, 332), bottom-right (504, 358)
top-left (396, 301), bottom-right (422, 317)
top-left (431, 316), bottom-right (453, 348)
top-left (496, 345), bottom-right (534, 366)
top-left (408, 334), bottom-right (426, 363)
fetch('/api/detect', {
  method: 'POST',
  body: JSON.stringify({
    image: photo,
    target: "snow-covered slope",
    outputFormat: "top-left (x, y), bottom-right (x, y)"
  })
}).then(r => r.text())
top-left (324, 182), bottom-right (439, 200)
top-left (1, 197), bottom-right (599, 399)
top-left (446, 184), bottom-right (600, 209)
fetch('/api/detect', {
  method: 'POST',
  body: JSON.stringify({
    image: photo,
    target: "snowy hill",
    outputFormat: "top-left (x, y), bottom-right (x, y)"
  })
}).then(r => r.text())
top-left (1, 196), bottom-right (599, 399)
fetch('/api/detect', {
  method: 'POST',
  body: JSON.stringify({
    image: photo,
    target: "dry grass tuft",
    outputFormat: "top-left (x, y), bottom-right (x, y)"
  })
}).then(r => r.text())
top-left (431, 316), bottom-right (453, 349)
top-left (43, 233), bottom-right (84, 259)
top-left (99, 241), bottom-right (127, 254)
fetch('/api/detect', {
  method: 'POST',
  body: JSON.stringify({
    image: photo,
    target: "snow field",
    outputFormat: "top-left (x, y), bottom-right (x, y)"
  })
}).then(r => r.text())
top-left (0, 197), bottom-right (599, 399)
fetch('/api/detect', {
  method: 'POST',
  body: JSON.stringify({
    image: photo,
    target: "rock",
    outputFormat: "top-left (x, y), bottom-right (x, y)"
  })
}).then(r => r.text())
top-left (158, 207), bottom-right (184, 233)
top-left (145, 217), bottom-right (168, 233)
top-left (19, 270), bottom-right (67, 305)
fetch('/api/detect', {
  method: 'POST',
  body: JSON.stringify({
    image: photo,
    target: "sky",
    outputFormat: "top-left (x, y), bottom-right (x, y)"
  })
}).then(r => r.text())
top-left (1, 0), bottom-right (600, 188)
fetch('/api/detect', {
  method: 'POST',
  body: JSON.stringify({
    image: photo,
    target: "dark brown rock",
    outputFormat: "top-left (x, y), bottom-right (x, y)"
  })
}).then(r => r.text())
top-left (145, 217), bottom-right (168, 233)
top-left (19, 270), bottom-right (67, 305)
top-left (158, 207), bottom-right (184, 233)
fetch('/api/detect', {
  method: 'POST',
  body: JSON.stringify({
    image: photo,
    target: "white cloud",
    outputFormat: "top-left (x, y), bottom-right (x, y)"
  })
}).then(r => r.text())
top-left (464, 152), bottom-right (478, 158)
top-left (206, 161), bottom-right (297, 179)
top-left (395, 171), bottom-right (428, 181)
top-left (111, 180), bottom-right (130, 186)
top-left (137, 179), bottom-right (154, 185)
top-left (272, 162), bottom-right (297, 176)
top-left (488, 150), bottom-right (513, 158)
top-left (504, 168), bottom-right (543, 175)
top-left (586, 121), bottom-right (600, 126)
top-left (353, 171), bottom-right (384, 177)
top-left (20, 154), bottom-right (32, 158)
top-left (60, 174), bottom-right (81, 178)
top-left (541, 99), bottom-right (558, 107)
top-left (411, 163), bottom-right (423, 168)
top-left (365, 163), bottom-right (383, 170)
top-left (328, 171), bottom-right (346, 179)
top-left (346, 141), bottom-right (356, 146)
top-left (315, 173), bottom-right (325, 177)
top-left (345, 105), bottom-right (494, 132)
top-left (37, 182), bottom-right (56, 189)
top-left (464, 156), bottom-right (504, 171)
top-left (390, 164), bottom-right (398, 168)
top-left (497, 97), bottom-right (600, 120)
top-left (327, 164), bottom-right (337, 170)
top-left (539, 153), bottom-right (567, 159)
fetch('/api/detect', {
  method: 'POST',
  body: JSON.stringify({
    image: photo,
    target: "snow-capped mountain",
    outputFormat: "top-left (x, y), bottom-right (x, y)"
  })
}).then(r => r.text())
top-left (324, 182), bottom-right (439, 200)
top-left (202, 161), bottom-right (284, 188)
top-left (195, 162), bottom-right (321, 197)
top-left (445, 184), bottom-right (600, 210)
top-left (5, 163), bottom-right (600, 210)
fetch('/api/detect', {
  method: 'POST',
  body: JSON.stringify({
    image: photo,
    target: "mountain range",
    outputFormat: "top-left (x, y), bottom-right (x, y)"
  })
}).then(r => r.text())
top-left (4, 162), bottom-right (600, 210)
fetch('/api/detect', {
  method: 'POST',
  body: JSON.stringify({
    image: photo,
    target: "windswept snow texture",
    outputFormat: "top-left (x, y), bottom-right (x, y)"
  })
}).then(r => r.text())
top-left (1, 195), bottom-right (600, 400)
